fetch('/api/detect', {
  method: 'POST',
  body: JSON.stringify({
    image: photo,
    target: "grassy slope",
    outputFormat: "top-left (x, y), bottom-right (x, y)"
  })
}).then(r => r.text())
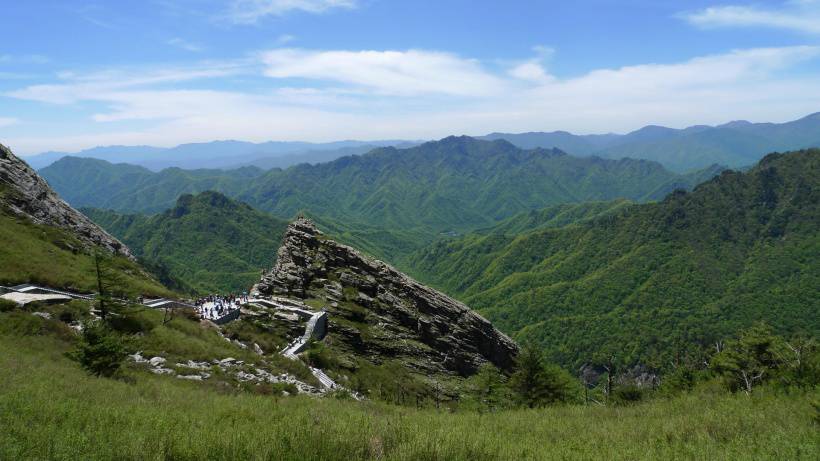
top-left (83, 191), bottom-right (289, 294)
top-left (0, 207), bottom-right (172, 297)
top-left (408, 150), bottom-right (820, 369)
top-left (1, 331), bottom-right (817, 460)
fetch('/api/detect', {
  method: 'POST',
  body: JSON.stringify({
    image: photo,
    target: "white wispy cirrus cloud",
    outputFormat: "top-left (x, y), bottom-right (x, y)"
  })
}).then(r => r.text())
top-left (168, 38), bottom-right (203, 52)
top-left (228, 0), bottom-right (357, 24)
top-left (5, 45), bottom-right (820, 154)
top-left (683, 0), bottom-right (820, 34)
top-left (0, 117), bottom-right (19, 128)
top-left (7, 63), bottom-right (245, 105)
top-left (261, 48), bottom-right (507, 97)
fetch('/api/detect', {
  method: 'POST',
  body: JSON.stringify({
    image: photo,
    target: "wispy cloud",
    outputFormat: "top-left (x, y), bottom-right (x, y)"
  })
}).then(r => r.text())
top-left (277, 34), bottom-right (296, 45)
top-left (8, 63), bottom-right (246, 104)
top-left (682, 1), bottom-right (820, 34)
top-left (0, 117), bottom-right (18, 128)
top-left (227, 0), bottom-right (357, 24)
top-left (261, 48), bottom-right (506, 96)
top-left (6, 46), bottom-right (820, 154)
top-left (168, 38), bottom-right (203, 52)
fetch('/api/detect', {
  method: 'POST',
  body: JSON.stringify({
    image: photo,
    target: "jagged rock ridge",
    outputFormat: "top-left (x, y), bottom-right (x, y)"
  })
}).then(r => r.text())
top-left (0, 143), bottom-right (132, 258)
top-left (253, 217), bottom-right (518, 376)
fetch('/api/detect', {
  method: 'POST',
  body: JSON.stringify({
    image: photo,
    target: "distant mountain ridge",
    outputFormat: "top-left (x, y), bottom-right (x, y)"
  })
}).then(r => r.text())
top-left (25, 139), bottom-right (421, 171)
top-left (23, 112), bottom-right (820, 172)
top-left (40, 137), bottom-right (723, 264)
top-left (483, 112), bottom-right (820, 171)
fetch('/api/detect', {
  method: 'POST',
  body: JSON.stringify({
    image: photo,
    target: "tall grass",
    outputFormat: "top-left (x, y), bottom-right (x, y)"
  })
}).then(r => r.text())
top-left (1, 334), bottom-right (817, 460)
top-left (0, 212), bottom-right (173, 297)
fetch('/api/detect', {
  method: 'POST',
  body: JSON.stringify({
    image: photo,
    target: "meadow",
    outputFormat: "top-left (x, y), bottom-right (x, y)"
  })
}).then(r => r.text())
top-left (1, 332), bottom-right (817, 461)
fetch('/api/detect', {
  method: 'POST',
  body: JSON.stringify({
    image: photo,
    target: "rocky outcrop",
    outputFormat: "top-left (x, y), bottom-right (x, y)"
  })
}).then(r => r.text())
top-left (0, 143), bottom-right (132, 258)
top-left (253, 217), bottom-right (519, 375)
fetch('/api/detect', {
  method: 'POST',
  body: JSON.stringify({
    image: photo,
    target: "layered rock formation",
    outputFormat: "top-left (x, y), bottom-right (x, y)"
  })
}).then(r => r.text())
top-left (253, 217), bottom-right (518, 376)
top-left (0, 143), bottom-right (132, 257)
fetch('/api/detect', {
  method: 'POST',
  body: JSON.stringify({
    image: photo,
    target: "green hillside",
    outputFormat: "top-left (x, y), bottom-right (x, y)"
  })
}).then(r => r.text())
top-left (83, 191), bottom-right (289, 294)
top-left (409, 149), bottom-right (820, 369)
top-left (41, 137), bottom-right (722, 240)
top-left (0, 184), bottom-right (171, 297)
top-left (41, 157), bottom-right (262, 213)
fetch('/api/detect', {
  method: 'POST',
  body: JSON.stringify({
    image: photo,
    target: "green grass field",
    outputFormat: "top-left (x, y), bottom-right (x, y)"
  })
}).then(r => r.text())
top-left (0, 211), bottom-right (173, 298)
top-left (1, 330), bottom-right (817, 460)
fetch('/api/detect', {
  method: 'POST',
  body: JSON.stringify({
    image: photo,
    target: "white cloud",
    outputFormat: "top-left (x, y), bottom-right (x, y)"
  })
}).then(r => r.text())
top-left (509, 60), bottom-right (554, 84)
top-left (7, 63), bottom-right (244, 104)
top-left (5, 46), bottom-right (820, 154)
top-left (227, 0), bottom-right (357, 24)
top-left (168, 38), bottom-right (203, 52)
top-left (683, 1), bottom-right (820, 34)
top-left (0, 117), bottom-right (18, 128)
top-left (261, 48), bottom-right (506, 96)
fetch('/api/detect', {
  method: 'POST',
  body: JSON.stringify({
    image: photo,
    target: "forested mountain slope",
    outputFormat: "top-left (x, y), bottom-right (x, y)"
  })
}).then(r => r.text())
top-left (84, 192), bottom-right (289, 294)
top-left (409, 149), bottom-right (820, 369)
top-left (41, 136), bottom-right (721, 242)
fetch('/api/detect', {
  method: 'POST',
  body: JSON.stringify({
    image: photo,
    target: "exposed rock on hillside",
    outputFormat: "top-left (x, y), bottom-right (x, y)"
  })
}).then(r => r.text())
top-left (253, 217), bottom-right (518, 377)
top-left (0, 143), bottom-right (131, 258)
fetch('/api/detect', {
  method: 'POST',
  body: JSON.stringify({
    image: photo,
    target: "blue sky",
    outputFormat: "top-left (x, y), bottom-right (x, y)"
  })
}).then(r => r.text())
top-left (2, 0), bottom-right (820, 155)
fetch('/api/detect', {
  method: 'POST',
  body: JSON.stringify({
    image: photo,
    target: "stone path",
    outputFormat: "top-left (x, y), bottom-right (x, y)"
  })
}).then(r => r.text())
top-left (248, 297), bottom-right (348, 394)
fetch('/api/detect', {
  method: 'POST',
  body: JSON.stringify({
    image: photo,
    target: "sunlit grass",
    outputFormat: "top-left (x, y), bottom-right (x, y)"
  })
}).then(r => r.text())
top-left (1, 333), bottom-right (816, 460)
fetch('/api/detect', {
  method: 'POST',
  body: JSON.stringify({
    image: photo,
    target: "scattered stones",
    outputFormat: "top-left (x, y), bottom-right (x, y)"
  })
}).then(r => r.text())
top-left (151, 367), bottom-right (175, 375)
top-left (253, 343), bottom-right (264, 355)
top-left (176, 360), bottom-right (211, 370)
top-left (149, 356), bottom-right (166, 367)
top-left (32, 311), bottom-right (52, 319)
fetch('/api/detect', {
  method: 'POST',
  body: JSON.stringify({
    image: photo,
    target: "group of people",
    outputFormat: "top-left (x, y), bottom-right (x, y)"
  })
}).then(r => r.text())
top-left (194, 293), bottom-right (249, 321)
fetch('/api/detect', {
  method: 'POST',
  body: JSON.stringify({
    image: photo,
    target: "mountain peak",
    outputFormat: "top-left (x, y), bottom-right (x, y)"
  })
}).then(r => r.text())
top-left (252, 217), bottom-right (518, 376)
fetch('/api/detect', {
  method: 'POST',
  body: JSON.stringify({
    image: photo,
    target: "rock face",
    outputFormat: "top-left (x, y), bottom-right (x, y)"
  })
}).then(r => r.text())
top-left (253, 217), bottom-right (519, 376)
top-left (0, 143), bottom-right (132, 258)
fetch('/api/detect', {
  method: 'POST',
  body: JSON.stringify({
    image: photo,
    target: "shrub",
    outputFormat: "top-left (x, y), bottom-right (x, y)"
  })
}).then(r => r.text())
top-left (612, 385), bottom-right (645, 405)
top-left (0, 298), bottom-right (17, 313)
top-left (108, 310), bottom-right (158, 334)
top-left (71, 321), bottom-right (127, 378)
top-left (307, 342), bottom-right (338, 370)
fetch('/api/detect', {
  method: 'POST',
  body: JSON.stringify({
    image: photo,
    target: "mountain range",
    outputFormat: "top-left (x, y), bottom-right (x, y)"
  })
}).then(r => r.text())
top-left (484, 112), bottom-right (820, 171)
top-left (22, 112), bottom-right (820, 173)
top-left (24, 139), bottom-right (419, 171)
top-left (39, 136), bottom-right (724, 263)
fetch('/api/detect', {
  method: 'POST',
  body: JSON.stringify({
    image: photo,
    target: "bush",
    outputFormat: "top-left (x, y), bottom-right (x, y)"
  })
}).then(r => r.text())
top-left (306, 342), bottom-right (338, 370)
top-left (510, 344), bottom-right (576, 407)
top-left (71, 321), bottom-right (127, 378)
top-left (108, 310), bottom-right (158, 335)
top-left (612, 385), bottom-right (645, 404)
top-left (0, 298), bottom-right (17, 313)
